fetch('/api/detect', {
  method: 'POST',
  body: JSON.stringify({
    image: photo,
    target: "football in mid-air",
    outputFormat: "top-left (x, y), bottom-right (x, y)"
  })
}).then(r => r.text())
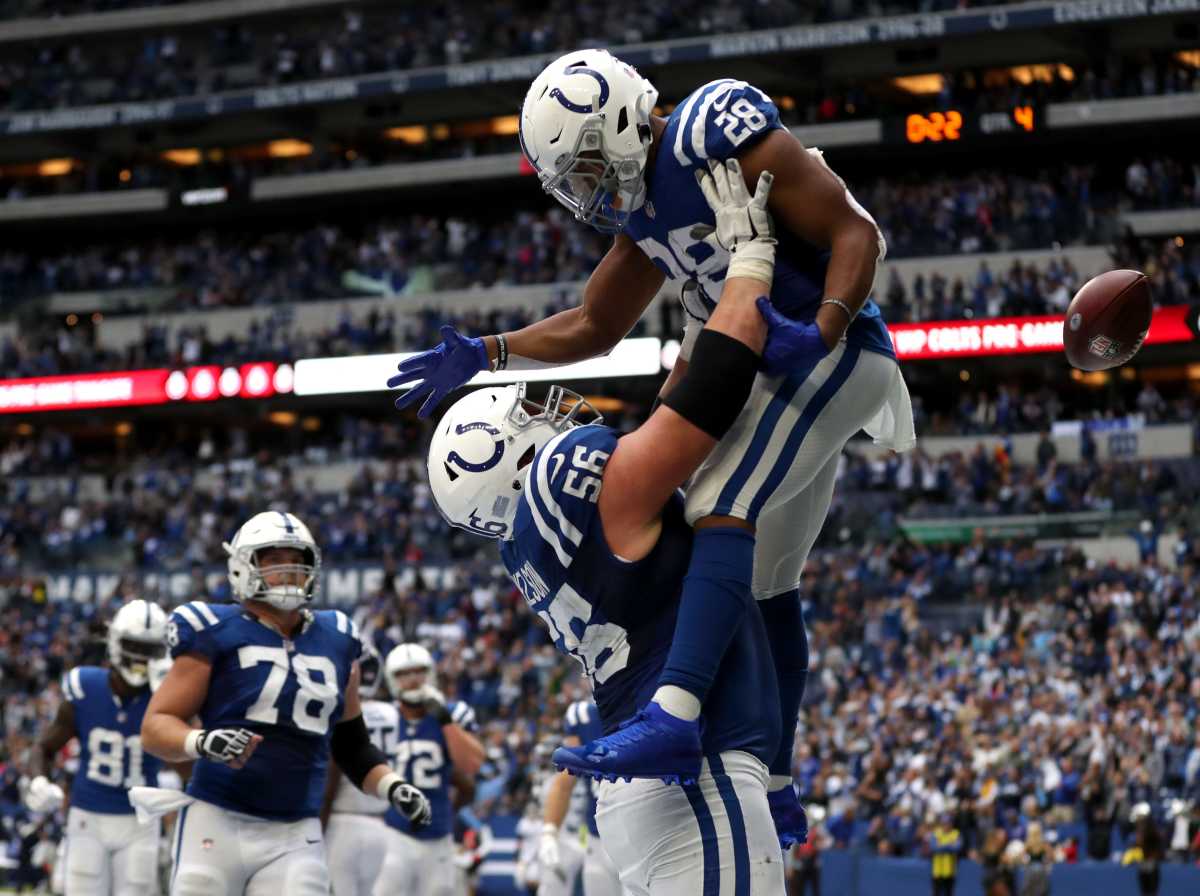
top-left (1062, 269), bottom-right (1153, 371)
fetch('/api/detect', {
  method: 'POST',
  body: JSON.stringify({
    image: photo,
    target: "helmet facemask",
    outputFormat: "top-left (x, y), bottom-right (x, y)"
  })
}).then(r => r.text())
top-left (110, 635), bottom-right (167, 687)
top-left (541, 118), bottom-right (648, 234)
top-left (235, 544), bottom-right (320, 611)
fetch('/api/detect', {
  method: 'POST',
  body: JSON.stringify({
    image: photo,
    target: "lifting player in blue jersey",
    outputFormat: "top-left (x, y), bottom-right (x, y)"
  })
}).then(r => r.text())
top-left (536, 700), bottom-right (627, 896)
top-left (25, 599), bottom-right (169, 896)
top-left (139, 511), bottom-right (432, 896)
top-left (416, 161), bottom-right (798, 894)
top-left (374, 642), bottom-right (485, 896)
top-left (387, 48), bottom-right (916, 842)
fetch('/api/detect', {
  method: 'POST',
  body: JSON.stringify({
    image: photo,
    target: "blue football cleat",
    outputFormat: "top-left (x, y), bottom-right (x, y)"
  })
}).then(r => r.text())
top-left (552, 701), bottom-right (702, 786)
top-left (768, 786), bottom-right (809, 849)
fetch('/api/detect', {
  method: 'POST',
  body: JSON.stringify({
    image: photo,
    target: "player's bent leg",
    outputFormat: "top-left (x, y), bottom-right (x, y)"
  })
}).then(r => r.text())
top-left (63, 810), bottom-right (109, 896)
top-left (111, 817), bottom-right (161, 896)
top-left (244, 846), bottom-right (330, 896)
top-left (428, 836), bottom-right (463, 896)
top-left (582, 836), bottom-right (626, 896)
top-left (169, 801), bottom-right (247, 896)
top-left (372, 827), bottom-right (418, 896)
top-left (326, 814), bottom-right (388, 896)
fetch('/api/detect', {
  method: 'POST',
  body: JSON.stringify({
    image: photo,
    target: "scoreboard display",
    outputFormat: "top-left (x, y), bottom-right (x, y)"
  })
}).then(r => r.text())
top-left (888, 105), bottom-right (1040, 145)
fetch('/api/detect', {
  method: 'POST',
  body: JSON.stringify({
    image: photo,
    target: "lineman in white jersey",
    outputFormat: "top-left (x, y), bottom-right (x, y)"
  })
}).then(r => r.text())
top-left (321, 645), bottom-right (399, 896)
top-left (537, 701), bottom-right (627, 896)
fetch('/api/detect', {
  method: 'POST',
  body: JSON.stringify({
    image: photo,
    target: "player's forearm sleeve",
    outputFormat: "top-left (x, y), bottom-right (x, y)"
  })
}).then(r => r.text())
top-left (330, 714), bottom-right (389, 790)
top-left (662, 329), bottom-right (759, 440)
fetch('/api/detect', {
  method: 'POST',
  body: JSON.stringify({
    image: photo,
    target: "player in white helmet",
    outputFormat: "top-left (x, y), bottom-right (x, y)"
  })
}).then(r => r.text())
top-left (141, 511), bottom-right (431, 895)
top-left (374, 643), bottom-right (485, 896)
top-left (321, 644), bottom-right (400, 896)
top-left (26, 599), bottom-right (169, 896)
top-left (391, 47), bottom-right (916, 842)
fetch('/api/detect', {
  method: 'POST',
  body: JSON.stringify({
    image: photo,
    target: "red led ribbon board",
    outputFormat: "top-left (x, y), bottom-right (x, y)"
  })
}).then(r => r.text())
top-left (887, 306), bottom-right (1194, 360)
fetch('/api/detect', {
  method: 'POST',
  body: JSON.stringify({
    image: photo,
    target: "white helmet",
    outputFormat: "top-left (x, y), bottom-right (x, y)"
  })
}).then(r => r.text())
top-left (107, 600), bottom-right (168, 688)
top-left (386, 643), bottom-right (436, 704)
top-left (358, 643), bottom-right (383, 700)
top-left (427, 383), bottom-right (599, 540)
top-left (223, 511), bottom-right (321, 611)
top-left (520, 49), bottom-right (658, 233)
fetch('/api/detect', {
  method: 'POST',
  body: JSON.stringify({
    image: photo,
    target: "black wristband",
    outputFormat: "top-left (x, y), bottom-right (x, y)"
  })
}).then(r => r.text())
top-left (495, 334), bottom-right (509, 371)
top-left (661, 329), bottom-right (760, 440)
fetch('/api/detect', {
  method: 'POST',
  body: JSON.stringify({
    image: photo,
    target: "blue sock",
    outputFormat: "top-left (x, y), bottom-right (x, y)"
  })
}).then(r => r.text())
top-left (657, 527), bottom-right (756, 702)
top-left (758, 588), bottom-right (809, 780)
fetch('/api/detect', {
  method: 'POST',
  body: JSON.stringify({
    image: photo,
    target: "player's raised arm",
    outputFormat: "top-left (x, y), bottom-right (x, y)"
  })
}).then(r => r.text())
top-left (735, 129), bottom-right (885, 352)
top-left (386, 236), bottom-right (663, 419)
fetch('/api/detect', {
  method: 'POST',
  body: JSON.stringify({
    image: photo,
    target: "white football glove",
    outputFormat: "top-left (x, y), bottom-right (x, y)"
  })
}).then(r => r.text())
top-left (25, 776), bottom-right (65, 814)
top-left (691, 158), bottom-right (776, 288)
top-left (185, 728), bottom-right (257, 765)
top-left (383, 777), bottom-right (433, 829)
top-left (537, 823), bottom-right (561, 870)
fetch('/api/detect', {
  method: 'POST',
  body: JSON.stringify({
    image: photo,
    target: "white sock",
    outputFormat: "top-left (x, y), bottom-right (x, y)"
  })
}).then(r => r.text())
top-left (653, 685), bottom-right (701, 721)
top-left (769, 775), bottom-right (794, 793)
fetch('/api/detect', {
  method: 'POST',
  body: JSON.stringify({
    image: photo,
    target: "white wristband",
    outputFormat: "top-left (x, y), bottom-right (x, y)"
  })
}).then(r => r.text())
top-left (183, 730), bottom-right (203, 760)
top-left (542, 822), bottom-right (559, 836)
top-left (375, 771), bottom-right (404, 801)
top-left (726, 238), bottom-right (776, 290)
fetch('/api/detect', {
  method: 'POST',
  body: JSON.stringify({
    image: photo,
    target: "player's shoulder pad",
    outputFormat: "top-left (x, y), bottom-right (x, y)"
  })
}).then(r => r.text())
top-left (362, 699), bottom-right (400, 725)
top-left (61, 666), bottom-right (105, 703)
top-left (314, 609), bottom-right (364, 659)
top-left (166, 601), bottom-right (238, 659)
top-left (520, 424), bottom-right (618, 569)
top-left (449, 700), bottom-right (477, 732)
top-left (671, 78), bottom-right (781, 167)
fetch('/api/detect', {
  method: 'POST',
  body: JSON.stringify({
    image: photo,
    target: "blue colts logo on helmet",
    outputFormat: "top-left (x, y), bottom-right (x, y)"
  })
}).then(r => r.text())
top-left (447, 422), bottom-right (505, 472)
top-left (550, 64), bottom-right (610, 114)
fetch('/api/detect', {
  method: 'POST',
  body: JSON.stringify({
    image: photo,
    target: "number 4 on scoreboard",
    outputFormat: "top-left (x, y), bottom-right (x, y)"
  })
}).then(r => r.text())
top-left (1013, 105), bottom-right (1035, 132)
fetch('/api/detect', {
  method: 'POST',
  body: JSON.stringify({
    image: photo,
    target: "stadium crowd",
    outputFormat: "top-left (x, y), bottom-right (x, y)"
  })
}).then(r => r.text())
top-left (2, 232), bottom-right (1196, 381)
top-left (0, 155), bottom-right (1196, 324)
top-left (0, 1), bottom-right (1045, 114)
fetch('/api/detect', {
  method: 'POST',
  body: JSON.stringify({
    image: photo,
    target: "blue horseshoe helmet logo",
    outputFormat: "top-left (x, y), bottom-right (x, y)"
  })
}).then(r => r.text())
top-left (447, 422), bottom-right (505, 472)
top-left (550, 64), bottom-right (610, 114)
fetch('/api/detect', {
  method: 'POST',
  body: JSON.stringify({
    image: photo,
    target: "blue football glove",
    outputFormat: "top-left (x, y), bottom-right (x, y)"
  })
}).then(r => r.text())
top-left (756, 297), bottom-right (832, 377)
top-left (387, 325), bottom-right (489, 418)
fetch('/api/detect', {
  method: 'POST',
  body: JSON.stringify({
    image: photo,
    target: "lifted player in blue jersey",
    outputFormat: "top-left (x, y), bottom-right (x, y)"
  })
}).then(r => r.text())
top-left (387, 49), bottom-right (915, 841)
top-left (25, 599), bottom-right (169, 896)
top-left (140, 511), bottom-right (432, 896)
top-left (536, 700), bottom-right (626, 896)
top-left (417, 162), bottom-right (795, 893)
top-left (375, 642), bottom-right (485, 896)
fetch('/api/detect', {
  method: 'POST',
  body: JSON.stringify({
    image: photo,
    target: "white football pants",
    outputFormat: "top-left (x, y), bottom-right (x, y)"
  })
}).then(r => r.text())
top-left (168, 799), bottom-right (328, 896)
top-left (374, 830), bottom-right (459, 896)
top-left (326, 812), bottom-right (388, 896)
top-left (64, 807), bottom-right (161, 896)
top-left (595, 751), bottom-right (783, 896)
